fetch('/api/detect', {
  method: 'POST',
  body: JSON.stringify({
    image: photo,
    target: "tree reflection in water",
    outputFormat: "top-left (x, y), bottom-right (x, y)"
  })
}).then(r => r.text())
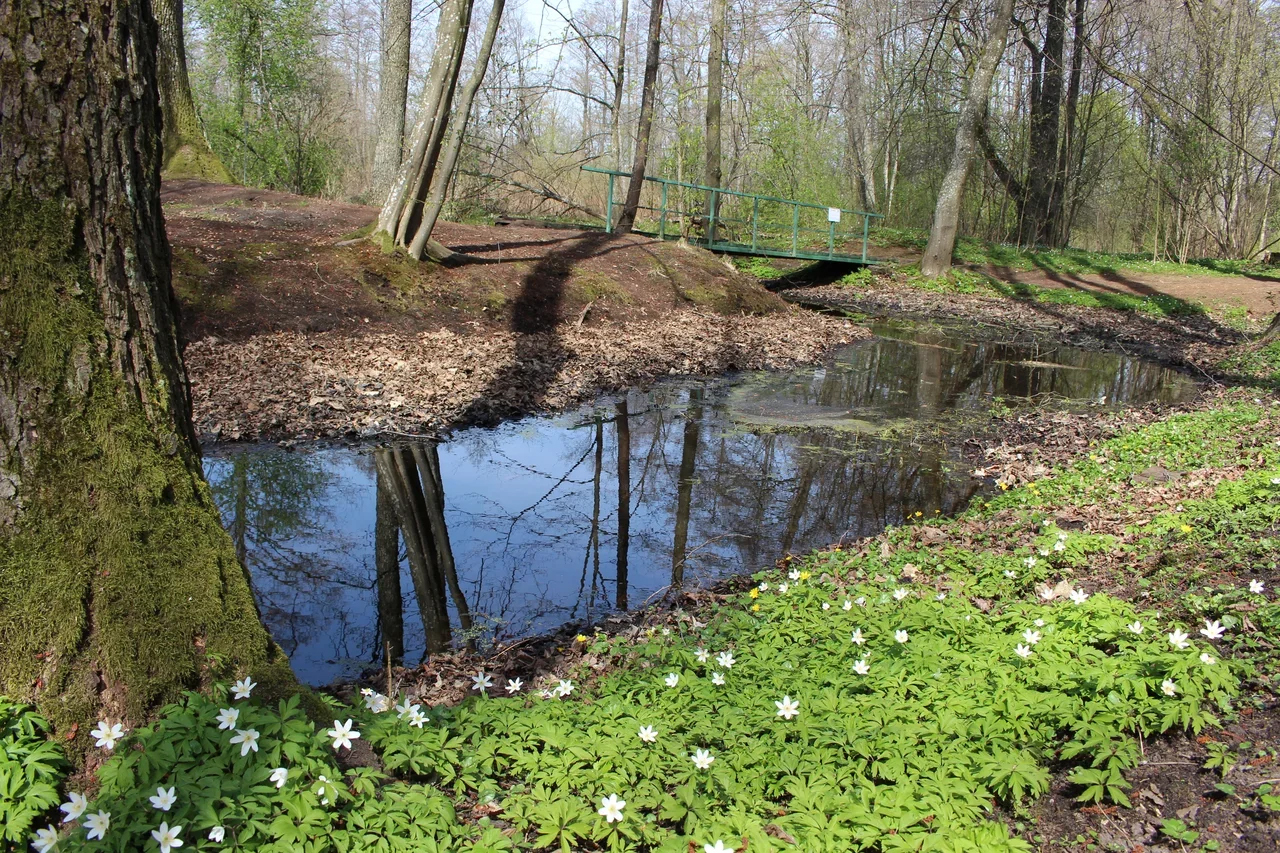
top-left (207, 328), bottom-right (1194, 683)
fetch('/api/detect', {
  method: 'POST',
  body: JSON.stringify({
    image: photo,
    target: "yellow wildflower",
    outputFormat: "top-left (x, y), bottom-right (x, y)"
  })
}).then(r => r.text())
top-left (750, 603), bottom-right (761, 612)
top-left (575, 634), bottom-right (589, 643)
top-left (1180, 524), bottom-right (1192, 533)
top-left (749, 588), bottom-right (760, 599)
top-left (799, 571), bottom-right (811, 581)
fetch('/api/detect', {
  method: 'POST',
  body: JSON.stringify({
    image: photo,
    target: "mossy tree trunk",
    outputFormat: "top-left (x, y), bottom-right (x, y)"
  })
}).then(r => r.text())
top-left (155, 0), bottom-right (233, 182)
top-left (0, 0), bottom-right (290, 742)
top-left (370, 0), bottom-right (412, 201)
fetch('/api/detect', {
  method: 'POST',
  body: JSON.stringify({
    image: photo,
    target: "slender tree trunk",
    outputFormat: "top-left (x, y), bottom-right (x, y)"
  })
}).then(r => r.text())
top-left (704, 0), bottom-right (727, 191)
top-left (370, 0), bottom-right (412, 200)
top-left (611, 0), bottom-right (630, 168)
top-left (1021, 0), bottom-right (1066, 247)
top-left (408, 0), bottom-right (507, 262)
top-left (155, 0), bottom-right (232, 181)
top-left (839, 0), bottom-right (869, 211)
top-left (0, 0), bottom-right (289, 737)
top-left (409, 445), bottom-right (472, 640)
top-left (615, 0), bottom-right (666, 233)
top-left (374, 466), bottom-right (404, 663)
top-left (920, 0), bottom-right (1015, 277)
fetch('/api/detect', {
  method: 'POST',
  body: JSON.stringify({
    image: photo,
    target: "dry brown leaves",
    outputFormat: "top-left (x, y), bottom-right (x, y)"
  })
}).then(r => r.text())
top-left (187, 308), bottom-right (863, 440)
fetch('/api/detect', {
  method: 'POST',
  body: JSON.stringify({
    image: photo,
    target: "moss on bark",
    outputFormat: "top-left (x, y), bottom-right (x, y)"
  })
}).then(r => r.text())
top-left (0, 194), bottom-right (291, 754)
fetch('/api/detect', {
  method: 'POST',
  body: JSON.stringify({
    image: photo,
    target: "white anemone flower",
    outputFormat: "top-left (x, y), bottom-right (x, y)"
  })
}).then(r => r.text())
top-left (229, 728), bottom-right (260, 756)
top-left (842, 599), bottom-right (853, 611)
top-left (758, 582), bottom-right (768, 591)
top-left (1250, 579), bottom-right (1265, 594)
top-left (1024, 556), bottom-right (1037, 568)
top-left (664, 673), bottom-right (680, 688)
top-left (471, 672), bottom-right (494, 693)
top-left (704, 841), bottom-right (736, 853)
top-left (1127, 621), bottom-right (1143, 635)
top-left (821, 602), bottom-right (831, 610)
top-left (716, 651), bottom-right (735, 669)
top-left (1034, 618), bottom-right (1045, 627)
top-left (83, 811), bottom-right (110, 841)
top-left (852, 658), bottom-right (870, 676)
top-left (638, 725), bottom-right (658, 743)
top-left (893, 588), bottom-right (910, 601)
top-left (326, 719), bottom-right (359, 751)
top-left (31, 825), bottom-right (58, 853)
top-left (1161, 679), bottom-right (1178, 697)
top-left (855, 596), bottom-right (866, 607)
top-left (270, 767), bottom-right (288, 789)
top-left (149, 786), bottom-right (177, 811)
top-left (711, 671), bottom-right (725, 685)
top-left (1004, 570), bottom-right (1017, 579)
top-left (208, 826), bottom-right (225, 843)
top-left (788, 569), bottom-right (801, 581)
top-left (695, 647), bottom-right (710, 663)
top-left (597, 794), bottom-right (625, 823)
top-left (506, 678), bottom-right (524, 694)
top-left (691, 748), bottom-right (714, 769)
top-left (1168, 629), bottom-right (1191, 649)
top-left (936, 592), bottom-right (946, 601)
top-left (1038, 548), bottom-right (1050, 557)
top-left (151, 822), bottom-right (183, 853)
top-left (60, 791), bottom-right (88, 823)
top-left (1015, 644), bottom-right (1033, 659)
top-left (1053, 541), bottom-right (1065, 552)
top-left (408, 709), bottom-right (428, 728)
top-left (90, 721), bottom-right (124, 750)
top-left (778, 583), bottom-right (790, 594)
top-left (775, 696), bottom-right (800, 720)
top-left (1022, 629), bottom-right (1041, 644)
top-left (1069, 589), bottom-right (1089, 605)
top-left (1038, 586), bottom-right (1055, 601)
top-left (1200, 619), bottom-right (1226, 640)
top-left (1200, 652), bottom-right (1217, 666)
top-left (555, 679), bottom-right (574, 697)
top-left (894, 630), bottom-right (909, 644)
top-left (231, 678), bottom-right (256, 700)
top-left (851, 628), bottom-right (866, 645)
top-left (215, 707), bottom-right (239, 731)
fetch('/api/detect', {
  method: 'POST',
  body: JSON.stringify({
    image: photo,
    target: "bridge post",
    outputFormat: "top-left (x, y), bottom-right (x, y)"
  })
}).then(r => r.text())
top-left (605, 174), bottom-right (615, 234)
top-left (828, 217), bottom-right (835, 257)
top-left (660, 182), bottom-right (668, 238)
top-left (791, 204), bottom-right (800, 255)
top-left (708, 190), bottom-right (719, 246)
top-left (861, 213), bottom-right (870, 262)
top-left (751, 197), bottom-right (759, 251)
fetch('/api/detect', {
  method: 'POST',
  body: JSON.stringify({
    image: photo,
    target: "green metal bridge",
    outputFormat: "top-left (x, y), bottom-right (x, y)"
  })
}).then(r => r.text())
top-left (584, 166), bottom-right (882, 265)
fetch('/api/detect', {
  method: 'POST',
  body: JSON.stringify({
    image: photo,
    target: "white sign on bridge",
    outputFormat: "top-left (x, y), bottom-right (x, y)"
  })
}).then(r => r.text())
top-left (827, 207), bottom-right (841, 223)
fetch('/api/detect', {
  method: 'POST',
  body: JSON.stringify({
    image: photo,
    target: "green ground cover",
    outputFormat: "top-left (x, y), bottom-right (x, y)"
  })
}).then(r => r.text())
top-left (4, 402), bottom-right (1279, 853)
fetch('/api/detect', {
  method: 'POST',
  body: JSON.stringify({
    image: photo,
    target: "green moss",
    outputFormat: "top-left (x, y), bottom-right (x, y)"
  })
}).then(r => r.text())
top-left (341, 221), bottom-right (377, 241)
top-left (0, 194), bottom-right (292, 756)
top-left (162, 143), bottom-right (234, 184)
top-left (570, 270), bottom-right (631, 304)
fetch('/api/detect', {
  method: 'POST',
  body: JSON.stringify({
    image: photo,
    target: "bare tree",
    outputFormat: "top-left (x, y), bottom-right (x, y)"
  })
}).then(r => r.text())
top-left (921, 0), bottom-right (1016, 276)
top-left (370, 0), bottom-right (413, 200)
top-left (615, 0), bottom-right (666, 233)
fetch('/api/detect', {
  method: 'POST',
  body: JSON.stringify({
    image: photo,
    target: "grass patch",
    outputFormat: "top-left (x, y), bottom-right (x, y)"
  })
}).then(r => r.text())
top-left (1218, 340), bottom-right (1280, 387)
top-left (10, 401), bottom-right (1280, 851)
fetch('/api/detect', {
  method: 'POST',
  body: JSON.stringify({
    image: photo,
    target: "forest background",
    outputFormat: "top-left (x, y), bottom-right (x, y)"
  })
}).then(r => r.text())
top-left (184, 0), bottom-right (1280, 265)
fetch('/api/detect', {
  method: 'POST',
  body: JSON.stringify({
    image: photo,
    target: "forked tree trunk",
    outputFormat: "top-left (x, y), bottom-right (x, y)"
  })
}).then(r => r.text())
top-left (155, 0), bottom-right (232, 182)
top-left (370, 0), bottom-right (413, 200)
top-left (374, 467), bottom-right (404, 663)
top-left (0, 0), bottom-right (289, 738)
top-left (920, 0), bottom-right (1015, 277)
top-left (615, 0), bottom-right (666, 233)
top-left (408, 0), bottom-right (507, 261)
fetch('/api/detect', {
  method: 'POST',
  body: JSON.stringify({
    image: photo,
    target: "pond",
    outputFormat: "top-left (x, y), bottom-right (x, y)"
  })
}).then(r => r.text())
top-left (205, 324), bottom-right (1195, 684)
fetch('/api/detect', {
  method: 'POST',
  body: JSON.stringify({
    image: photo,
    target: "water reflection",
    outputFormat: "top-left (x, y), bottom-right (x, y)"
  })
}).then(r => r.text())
top-left (205, 327), bottom-right (1194, 684)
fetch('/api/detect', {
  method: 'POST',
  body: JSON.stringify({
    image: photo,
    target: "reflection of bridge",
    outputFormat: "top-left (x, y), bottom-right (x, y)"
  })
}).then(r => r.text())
top-left (583, 166), bottom-right (882, 265)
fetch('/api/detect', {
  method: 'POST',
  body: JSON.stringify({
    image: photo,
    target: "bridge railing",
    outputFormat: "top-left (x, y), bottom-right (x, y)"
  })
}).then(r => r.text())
top-left (582, 166), bottom-right (883, 263)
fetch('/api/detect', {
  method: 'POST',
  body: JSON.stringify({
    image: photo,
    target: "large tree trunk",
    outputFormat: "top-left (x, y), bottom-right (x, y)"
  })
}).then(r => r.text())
top-left (615, 0), bottom-right (666, 233)
top-left (370, 0), bottom-right (413, 201)
top-left (374, 466), bottom-right (404, 663)
top-left (0, 0), bottom-right (289, 738)
top-left (155, 0), bottom-right (232, 182)
top-left (614, 400), bottom-right (631, 609)
top-left (920, 0), bottom-right (1016, 277)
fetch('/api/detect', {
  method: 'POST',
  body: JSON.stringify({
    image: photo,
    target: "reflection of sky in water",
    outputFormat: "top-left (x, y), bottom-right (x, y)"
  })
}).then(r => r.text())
top-left (205, 329), bottom-right (1195, 684)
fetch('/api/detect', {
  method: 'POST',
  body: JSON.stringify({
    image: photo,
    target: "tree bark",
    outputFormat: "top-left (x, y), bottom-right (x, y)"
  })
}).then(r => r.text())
top-left (408, 0), bottom-right (507, 262)
top-left (374, 466), bottom-right (404, 663)
top-left (155, 0), bottom-right (232, 182)
top-left (370, 0), bottom-right (413, 201)
top-left (670, 392), bottom-right (701, 589)
top-left (0, 0), bottom-right (289, 737)
top-left (615, 0), bottom-right (666, 233)
top-left (1021, 0), bottom-right (1067, 247)
top-left (704, 0), bottom-right (727, 191)
top-left (921, 0), bottom-right (1016, 277)
top-left (614, 400), bottom-right (631, 610)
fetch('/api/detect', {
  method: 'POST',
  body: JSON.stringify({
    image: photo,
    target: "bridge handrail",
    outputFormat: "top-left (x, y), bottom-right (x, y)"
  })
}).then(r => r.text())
top-left (581, 165), bottom-right (884, 222)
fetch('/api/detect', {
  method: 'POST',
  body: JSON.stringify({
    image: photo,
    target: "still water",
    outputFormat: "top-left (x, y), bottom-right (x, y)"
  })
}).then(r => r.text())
top-left (206, 325), bottom-right (1194, 684)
